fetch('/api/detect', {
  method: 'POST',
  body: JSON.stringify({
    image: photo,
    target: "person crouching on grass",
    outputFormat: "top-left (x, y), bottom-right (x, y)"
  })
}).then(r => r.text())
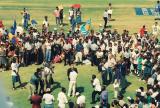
top-left (11, 58), bottom-right (22, 90)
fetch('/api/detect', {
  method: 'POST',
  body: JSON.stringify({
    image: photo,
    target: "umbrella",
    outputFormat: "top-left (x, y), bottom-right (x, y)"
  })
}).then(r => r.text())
top-left (72, 4), bottom-right (81, 9)
top-left (58, 5), bottom-right (63, 10)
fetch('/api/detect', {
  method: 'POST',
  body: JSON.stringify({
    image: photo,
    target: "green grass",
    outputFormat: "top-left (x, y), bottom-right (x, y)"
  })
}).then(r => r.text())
top-left (0, 64), bottom-right (146, 108)
top-left (0, 0), bottom-right (157, 33)
top-left (0, 0), bottom-right (156, 107)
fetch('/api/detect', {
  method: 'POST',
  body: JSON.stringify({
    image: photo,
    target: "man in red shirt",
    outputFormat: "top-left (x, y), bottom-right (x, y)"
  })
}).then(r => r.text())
top-left (29, 91), bottom-right (42, 108)
top-left (139, 25), bottom-right (147, 37)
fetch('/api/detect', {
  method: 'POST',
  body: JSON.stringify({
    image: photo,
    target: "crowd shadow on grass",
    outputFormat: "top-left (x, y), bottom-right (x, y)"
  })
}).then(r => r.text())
top-left (51, 81), bottom-right (61, 91)
top-left (16, 82), bottom-right (28, 89)
top-left (76, 86), bottom-right (84, 93)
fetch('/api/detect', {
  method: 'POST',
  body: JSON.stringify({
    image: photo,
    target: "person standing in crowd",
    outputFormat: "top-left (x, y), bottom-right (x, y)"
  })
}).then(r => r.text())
top-left (76, 92), bottom-right (86, 108)
top-left (29, 68), bottom-right (40, 95)
top-left (67, 63), bottom-right (78, 80)
top-left (69, 7), bottom-right (74, 24)
top-left (63, 40), bottom-right (72, 66)
top-left (21, 8), bottom-right (30, 30)
top-left (0, 45), bottom-right (7, 72)
top-left (29, 91), bottom-right (42, 108)
top-left (67, 66), bottom-right (78, 97)
top-left (42, 88), bottom-right (54, 108)
top-left (42, 16), bottom-right (49, 33)
top-left (76, 8), bottom-right (82, 24)
top-left (11, 58), bottom-right (22, 90)
top-left (59, 9), bottom-right (64, 25)
top-left (103, 9), bottom-right (108, 28)
top-left (75, 40), bottom-right (84, 65)
top-left (57, 87), bottom-right (68, 108)
top-left (100, 86), bottom-right (109, 108)
top-left (152, 22), bottom-right (160, 39)
top-left (107, 54), bottom-right (116, 84)
top-left (54, 7), bottom-right (60, 25)
top-left (113, 79), bottom-right (120, 99)
top-left (108, 3), bottom-right (113, 20)
top-left (91, 74), bottom-right (101, 104)
top-left (45, 39), bottom-right (52, 63)
top-left (24, 39), bottom-right (32, 66)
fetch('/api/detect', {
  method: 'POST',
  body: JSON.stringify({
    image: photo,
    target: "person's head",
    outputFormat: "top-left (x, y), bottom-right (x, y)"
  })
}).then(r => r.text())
top-left (75, 92), bottom-right (80, 97)
top-left (155, 22), bottom-right (158, 26)
top-left (61, 87), bottom-right (66, 93)
top-left (56, 6), bottom-right (59, 10)
top-left (23, 8), bottom-right (26, 12)
top-left (157, 0), bottom-right (160, 4)
top-left (102, 85), bottom-right (106, 91)
top-left (92, 74), bottom-right (96, 80)
top-left (70, 63), bottom-right (75, 68)
top-left (44, 16), bottom-right (48, 21)
top-left (143, 25), bottom-right (145, 29)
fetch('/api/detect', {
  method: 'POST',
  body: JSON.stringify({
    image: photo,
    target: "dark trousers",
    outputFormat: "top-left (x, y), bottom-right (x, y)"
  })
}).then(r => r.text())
top-left (102, 71), bottom-right (107, 85)
top-left (64, 51), bottom-right (72, 65)
top-left (107, 67), bottom-right (113, 84)
top-left (92, 90), bottom-right (101, 102)
top-left (103, 17), bottom-right (108, 28)
top-left (90, 51), bottom-right (96, 66)
top-left (60, 18), bottom-right (63, 25)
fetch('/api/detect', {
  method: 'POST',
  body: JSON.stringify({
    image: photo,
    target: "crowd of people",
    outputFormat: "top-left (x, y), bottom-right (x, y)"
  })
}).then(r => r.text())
top-left (0, 2), bottom-right (160, 108)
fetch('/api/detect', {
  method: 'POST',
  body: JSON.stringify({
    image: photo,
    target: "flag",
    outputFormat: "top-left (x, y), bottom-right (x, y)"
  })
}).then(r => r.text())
top-left (80, 19), bottom-right (91, 36)
top-left (11, 20), bottom-right (17, 35)
top-left (135, 7), bottom-right (156, 16)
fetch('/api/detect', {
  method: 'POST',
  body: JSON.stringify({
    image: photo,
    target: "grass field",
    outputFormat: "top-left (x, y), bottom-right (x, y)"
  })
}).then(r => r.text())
top-left (0, 0), bottom-right (157, 108)
top-left (0, 0), bottom-right (157, 33)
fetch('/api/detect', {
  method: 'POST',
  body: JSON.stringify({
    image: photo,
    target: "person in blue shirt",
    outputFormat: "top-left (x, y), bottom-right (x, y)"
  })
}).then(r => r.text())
top-left (75, 40), bottom-right (84, 65)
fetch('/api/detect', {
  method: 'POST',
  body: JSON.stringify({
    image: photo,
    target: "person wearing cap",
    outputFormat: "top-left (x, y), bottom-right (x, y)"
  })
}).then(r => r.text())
top-left (57, 87), bottom-right (68, 108)
top-left (29, 91), bottom-right (42, 108)
top-left (76, 92), bottom-right (86, 108)
top-left (91, 74), bottom-right (101, 104)
top-left (67, 66), bottom-right (78, 97)
top-left (42, 88), bottom-right (54, 108)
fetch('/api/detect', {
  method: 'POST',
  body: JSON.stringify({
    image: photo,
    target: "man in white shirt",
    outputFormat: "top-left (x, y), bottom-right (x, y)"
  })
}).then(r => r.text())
top-left (63, 41), bottom-right (72, 66)
top-left (152, 22), bottom-right (160, 36)
top-left (45, 39), bottom-right (52, 63)
top-left (57, 87), bottom-right (68, 108)
top-left (76, 92), bottom-right (86, 108)
top-left (103, 9), bottom-right (108, 28)
top-left (69, 7), bottom-right (74, 24)
top-left (43, 89), bottom-right (54, 108)
top-left (11, 58), bottom-right (22, 90)
top-left (91, 75), bottom-right (101, 104)
top-left (68, 70), bottom-right (78, 97)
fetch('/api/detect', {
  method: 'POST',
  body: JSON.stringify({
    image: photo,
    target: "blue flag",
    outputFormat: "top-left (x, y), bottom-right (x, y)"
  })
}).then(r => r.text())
top-left (11, 20), bottom-right (17, 35)
top-left (80, 19), bottom-right (91, 36)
